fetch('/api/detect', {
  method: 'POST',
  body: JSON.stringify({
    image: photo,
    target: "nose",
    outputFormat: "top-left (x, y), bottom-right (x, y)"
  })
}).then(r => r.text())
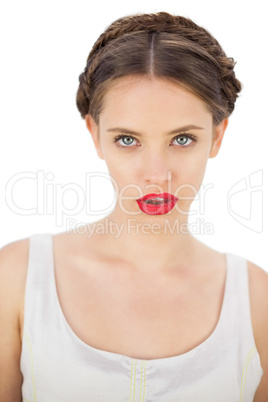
top-left (142, 150), bottom-right (172, 187)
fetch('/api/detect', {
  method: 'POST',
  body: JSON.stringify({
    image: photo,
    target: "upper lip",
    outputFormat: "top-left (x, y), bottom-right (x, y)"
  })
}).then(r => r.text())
top-left (136, 192), bottom-right (178, 202)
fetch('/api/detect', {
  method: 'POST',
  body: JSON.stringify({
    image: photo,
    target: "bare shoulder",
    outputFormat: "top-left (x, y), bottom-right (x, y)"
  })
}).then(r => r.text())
top-left (247, 260), bottom-right (268, 401)
top-left (0, 236), bottom-right (29, 263)
top-left (0, 237), bottom-right (30, 302)
top-left (0, 237), bottom-right (30, 401)
top-left (0, 237), bottom-right (30, 336)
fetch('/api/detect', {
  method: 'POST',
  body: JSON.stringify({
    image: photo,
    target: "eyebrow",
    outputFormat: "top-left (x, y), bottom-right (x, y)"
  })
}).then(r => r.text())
top-left (106, 125), bottom-right (205, 136)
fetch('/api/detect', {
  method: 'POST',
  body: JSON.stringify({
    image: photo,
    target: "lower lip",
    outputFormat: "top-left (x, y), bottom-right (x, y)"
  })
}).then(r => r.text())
top-left (136, 199), bottom-right (178, 215)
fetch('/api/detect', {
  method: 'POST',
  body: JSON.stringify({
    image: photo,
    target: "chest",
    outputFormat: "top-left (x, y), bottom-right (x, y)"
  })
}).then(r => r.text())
top-left (54, 257), bottom-right (227, 360)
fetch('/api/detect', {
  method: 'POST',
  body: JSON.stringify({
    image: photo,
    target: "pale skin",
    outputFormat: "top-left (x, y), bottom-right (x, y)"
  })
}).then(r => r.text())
top-left (85, 75), bottom-right (227, 274)
top-left (0, 75), bottom-right (267, 401)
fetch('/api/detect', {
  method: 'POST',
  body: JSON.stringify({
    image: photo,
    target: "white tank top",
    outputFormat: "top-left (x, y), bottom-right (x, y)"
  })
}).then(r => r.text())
top-left (20, 233), bottom-right (263, 402)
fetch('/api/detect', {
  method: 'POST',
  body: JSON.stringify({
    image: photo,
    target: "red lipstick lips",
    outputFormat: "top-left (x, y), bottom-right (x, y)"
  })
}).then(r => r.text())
top-left (136, 192), bottom-right (179, 215)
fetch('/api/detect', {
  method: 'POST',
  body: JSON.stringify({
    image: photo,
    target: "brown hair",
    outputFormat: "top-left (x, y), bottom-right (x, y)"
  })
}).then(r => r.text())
top-left (76, 11), bottom-right (242, 126)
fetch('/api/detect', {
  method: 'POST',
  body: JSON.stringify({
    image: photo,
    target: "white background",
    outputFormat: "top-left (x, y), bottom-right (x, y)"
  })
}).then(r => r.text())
top-left (0, 0), bottom-right (267, 271)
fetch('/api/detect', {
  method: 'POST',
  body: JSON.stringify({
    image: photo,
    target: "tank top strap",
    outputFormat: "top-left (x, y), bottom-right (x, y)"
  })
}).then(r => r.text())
top-left (225, 253), bottom-right (255, 345)
top-left (224, 252), bottom-right (263, 397)
top-left (21, 238), bottom-right (263, 401)
top-left (23, 233), bottom-right (54, 330)
top-left (25, 237), bottom-right (255, 349)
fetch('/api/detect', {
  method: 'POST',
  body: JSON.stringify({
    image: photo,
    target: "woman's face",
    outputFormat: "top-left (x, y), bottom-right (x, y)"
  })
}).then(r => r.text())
top-left (86, 75), bottom-right (228, 220)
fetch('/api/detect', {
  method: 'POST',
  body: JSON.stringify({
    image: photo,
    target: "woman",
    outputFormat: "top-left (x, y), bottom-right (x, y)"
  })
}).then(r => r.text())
top-left (0, 11), bottom-right (267, 402)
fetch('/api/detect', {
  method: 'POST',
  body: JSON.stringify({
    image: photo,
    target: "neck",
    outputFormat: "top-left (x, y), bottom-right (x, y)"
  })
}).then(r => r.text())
top-left (84, 209), bottom-right (203, 275)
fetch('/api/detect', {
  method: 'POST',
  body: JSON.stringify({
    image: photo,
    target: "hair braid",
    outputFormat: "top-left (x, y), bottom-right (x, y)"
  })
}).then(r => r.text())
top-left (76, 11), bottom-right (242, 125)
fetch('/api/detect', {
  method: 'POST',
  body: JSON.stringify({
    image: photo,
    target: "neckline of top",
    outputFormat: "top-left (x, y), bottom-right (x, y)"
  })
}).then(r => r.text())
top-left (48, 233), bottom-right (230, 365)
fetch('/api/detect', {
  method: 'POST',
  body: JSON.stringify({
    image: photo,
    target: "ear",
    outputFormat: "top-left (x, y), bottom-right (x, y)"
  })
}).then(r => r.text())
top-left (85, 114), bottom-right (104, 160)
top-left (209, 118), bottom-right (229, 158)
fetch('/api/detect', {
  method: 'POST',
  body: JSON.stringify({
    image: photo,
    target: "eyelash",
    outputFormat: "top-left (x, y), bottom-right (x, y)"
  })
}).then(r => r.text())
top-left (113, 133), bottom-right (198, 149)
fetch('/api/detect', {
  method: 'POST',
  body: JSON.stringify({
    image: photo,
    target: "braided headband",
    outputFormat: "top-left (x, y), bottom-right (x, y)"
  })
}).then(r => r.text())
top-left (82, 12), bottom-right (234, 83)
top-left (76, 11), bottom-right (242, 123)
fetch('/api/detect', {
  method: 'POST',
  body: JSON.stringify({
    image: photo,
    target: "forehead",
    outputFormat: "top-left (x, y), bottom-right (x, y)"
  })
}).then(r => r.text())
top-left (100, 75), bottom-right (212, 125)
top-left (103, 75), bottom-right (199, 102)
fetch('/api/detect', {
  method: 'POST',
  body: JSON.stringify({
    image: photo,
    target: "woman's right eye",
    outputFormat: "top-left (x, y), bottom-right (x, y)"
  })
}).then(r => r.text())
top-left (113, 135), bottom-right (139, 147)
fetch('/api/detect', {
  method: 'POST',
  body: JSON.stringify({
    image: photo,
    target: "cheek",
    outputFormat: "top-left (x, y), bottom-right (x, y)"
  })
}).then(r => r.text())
top-left (173, 155), bottom-right (209, 197)
top-left (172, 151), bottom-right (208, 177)
top-left (103, 156), bottom-right (134, 186)
top-left (102, 146), bottom-right (210, 189)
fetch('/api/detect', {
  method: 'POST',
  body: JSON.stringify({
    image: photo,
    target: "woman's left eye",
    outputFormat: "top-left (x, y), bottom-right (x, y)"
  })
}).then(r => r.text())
top-left (171, 134), bottom-right (197, 147)
top-left (113, 133), bottom-right (197, 148)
